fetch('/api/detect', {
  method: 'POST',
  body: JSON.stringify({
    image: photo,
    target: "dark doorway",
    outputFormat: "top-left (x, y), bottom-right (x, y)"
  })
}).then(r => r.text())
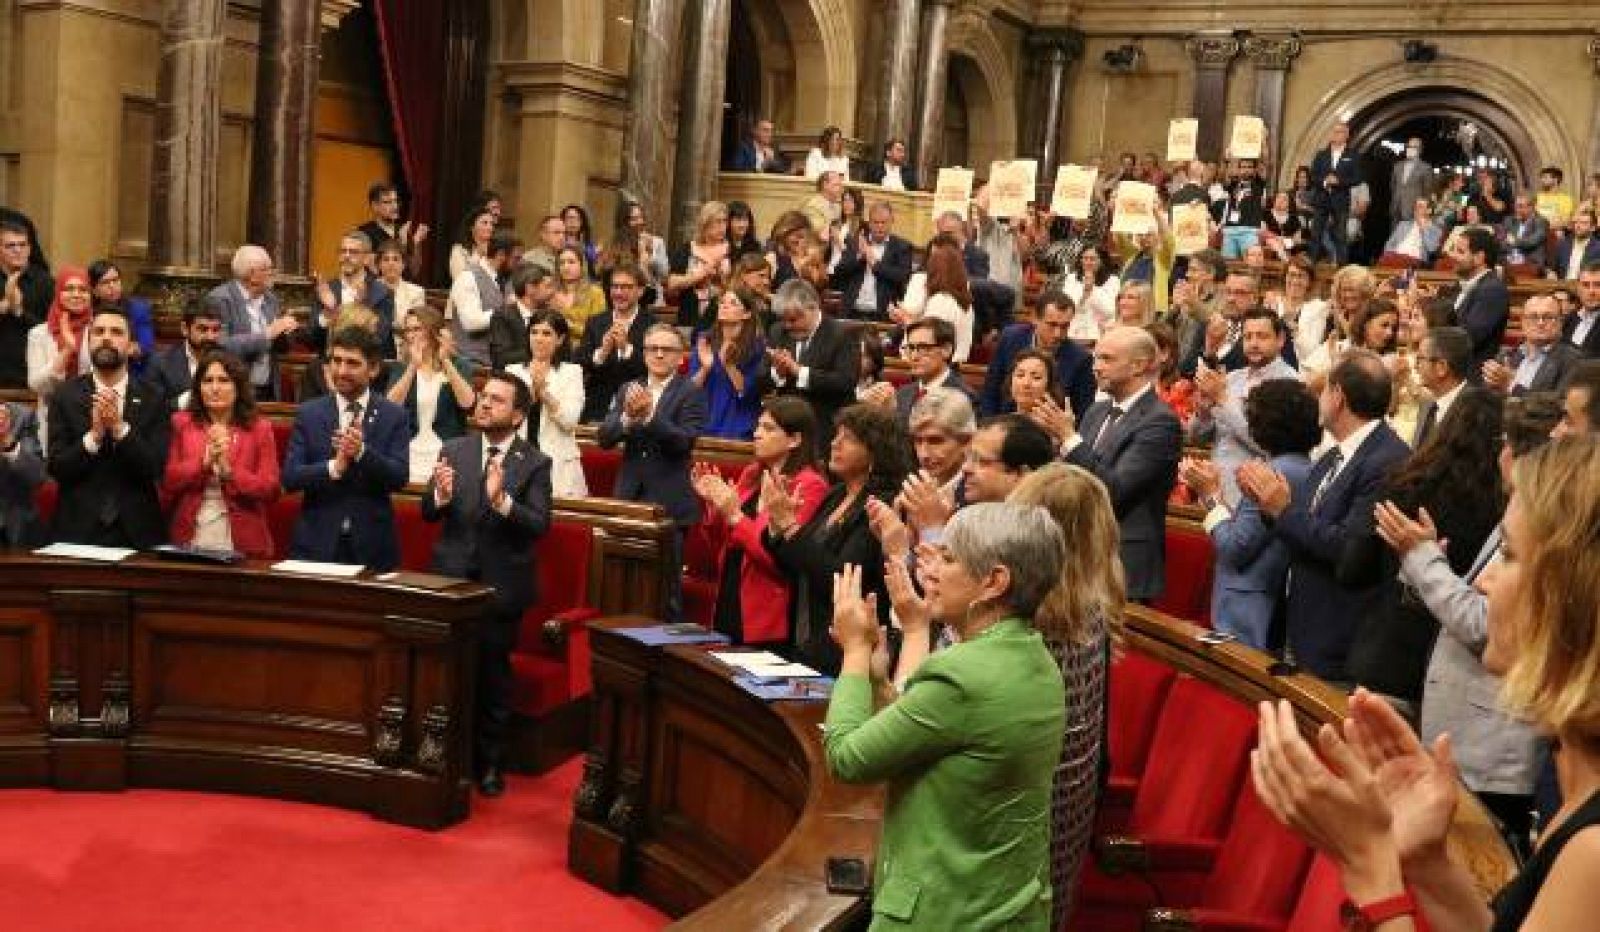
top-left (721, 0), bottom-right (762, 169)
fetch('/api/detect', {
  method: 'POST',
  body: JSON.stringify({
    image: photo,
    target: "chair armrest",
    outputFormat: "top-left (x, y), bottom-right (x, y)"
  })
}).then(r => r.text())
top-left (1144, 908), bottom-right (1284, 932)
top-left (1096, 836), bottom-right (1221, 875)
top-left (542, 607), bottom-right (601, 649)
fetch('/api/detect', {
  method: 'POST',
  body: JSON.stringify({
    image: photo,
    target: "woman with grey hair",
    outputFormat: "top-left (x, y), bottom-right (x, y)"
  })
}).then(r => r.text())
top-left (824, 502), bottom-right (1066, 931)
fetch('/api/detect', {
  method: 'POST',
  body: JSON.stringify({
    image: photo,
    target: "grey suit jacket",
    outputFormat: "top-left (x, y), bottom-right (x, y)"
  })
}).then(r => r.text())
top-left (1401, 530), bottom-right (1538, 795)
top-left (205, 280), bottom-right (287, 387)
top-left (0, 402), bottom-right (46, 547)
top-left (1187, 357), bottom-right (1300, 507)
top-left (1389, 159), bottom-right (1434, 223)
top-left (1508, 341), bottom-right (1582, 395)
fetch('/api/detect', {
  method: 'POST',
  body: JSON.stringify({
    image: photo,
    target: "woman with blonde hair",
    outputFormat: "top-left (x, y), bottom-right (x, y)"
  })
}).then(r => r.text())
top-left (767, 210), bottom-right (814, 289)
top-left (385, 305), bottom-right (478, 483)
top-left (550, 244), bottom-right (606, 341)
top-left (1112, 280), bottom-right (1156, 330)
top-left (667, 200), bottom-right (732, 330)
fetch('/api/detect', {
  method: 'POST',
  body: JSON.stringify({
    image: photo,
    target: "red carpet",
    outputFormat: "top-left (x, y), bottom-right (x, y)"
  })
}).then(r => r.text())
top-left (0, 759), bottom-right (668, 932)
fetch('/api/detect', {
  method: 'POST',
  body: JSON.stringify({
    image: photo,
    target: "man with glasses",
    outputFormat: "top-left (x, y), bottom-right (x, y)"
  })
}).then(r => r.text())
top-left (1564, 262), bottom-right (1600, 358)
top-left (208, 244), bottom-right (300, 401)
top-left (891, 317), bottom-right (974, 427)
top-left (0, 220), bottom-right (51, 387)
top-left (356, 182), bottom-right (428, 277)
top-left (597, 323), bottom-right (707, 623)
top-left (1483, 295), bottom-right (1581, 396)
top-left (1410, 326), bottom-right (1473, 448)
top-left (312, 231), bottom-right (395, 360)
top-left (762, 278), bottom-right (859, 450)
top-left (578, 261), bottom-right (650, 421)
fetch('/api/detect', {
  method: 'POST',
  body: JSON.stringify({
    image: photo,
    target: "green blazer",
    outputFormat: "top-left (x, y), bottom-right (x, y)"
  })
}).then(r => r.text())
top-left (825, 618), bottom-right (1065, 931)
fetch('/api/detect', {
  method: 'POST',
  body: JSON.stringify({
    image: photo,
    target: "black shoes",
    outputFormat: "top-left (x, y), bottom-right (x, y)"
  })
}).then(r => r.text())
top-left (478, 767), bottom-right (506, 797)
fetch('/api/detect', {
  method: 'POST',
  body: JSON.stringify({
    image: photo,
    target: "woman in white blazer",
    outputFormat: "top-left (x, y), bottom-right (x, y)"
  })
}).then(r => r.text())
top-left (506, 308), bottom-right (587, 498)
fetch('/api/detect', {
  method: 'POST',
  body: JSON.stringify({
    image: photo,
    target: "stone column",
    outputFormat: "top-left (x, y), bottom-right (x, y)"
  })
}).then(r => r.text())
top-left (247, 0), bottom-right (322, 279)
top-left (1243, 34), bottom-right (1303, 183)
top-left (912, 0), bottom-right (955, 186)
top-left (1184, 31), bottom-right (1242, 164)
top-left (620, 0), bottom-right (685, 221)
top-left (1587, 38), bottom-right (1600, 176)
top-left (873, 0), bottom-right (921, 153)
top-left (669, 0), bottom-right (732, 246)
top-left (1027, 30), bottom-right (1085, 205)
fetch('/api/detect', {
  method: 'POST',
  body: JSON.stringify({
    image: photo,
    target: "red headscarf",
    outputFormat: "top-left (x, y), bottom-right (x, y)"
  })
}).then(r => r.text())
top-left (46, 267), bottom-right (91, 378)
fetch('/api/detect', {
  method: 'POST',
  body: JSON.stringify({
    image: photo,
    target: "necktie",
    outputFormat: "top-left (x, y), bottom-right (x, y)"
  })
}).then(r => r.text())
top-left (346, 399), bottom-right (364, 430)
top-left (1094, 407), bottom-right (1124, 453)
top-left (794, 338), bottom-right (808, 361)
top-left (1414, 404), bottom-right (1438, 448)
top-left (1310, 448), bottom-right (1345, 511)
top-left (483, 445), bottom-right (502, 509)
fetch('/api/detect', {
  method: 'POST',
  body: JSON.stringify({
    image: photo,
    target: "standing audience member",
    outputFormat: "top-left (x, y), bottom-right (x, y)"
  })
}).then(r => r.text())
top-left (1146, 321), bottom-right (1199, 429)
top-left (578, 262), bottom-right (651, 422)
top-left (46, 305), bottom-right (169, 549)
top-left (148, 304), bottom-right (223, 412)
top-left (357, 182), bottom-right (428, 277)
top-left (981, 291), bottom-right (1095, 420)
top-left (550, 244), bottom-right (606, 342)
top-left (26, 268), bottom-right (93, 453)
top-left (1483, 295), bottom-right (1582, 395)
top-left (1449, 226), bottom-right (1512, 376)
top-left (506, 309), bottom-right (587, 498)
top-left (424, 373), bottom-right (551, 797)
top-left (385, 306), bottom-right (478, 484)
top-left (1268, 257), bottom-right (1331, 364)
top-left (762, 279), bottom-right (860, 450)
top-left (489, 261), bottom-right (557, 369)
top-left (1388, 137), bottom-right (1434, 236)
top-left (161, 352), bottom-right (280, 558)
top-left (962, 414), bottom-right (1057, 504)
top-left (0, 220), bottom-right (50, 387)
top-left (86, 260), bottom-right (155, 375)
top-left (312, 232), bottom-right (395, 359)
top-left (691, 289), bottom-right (766, 441)
top-left (447, 230), bottom-right (520, 367)
top-left (897, 234), bottom-right (976, 362)
top-left (666, 201), bottom-right (732, 330)
top-left (597, 324), bottom-right (708, 623)
top-left (1060, 246), bottom-right (1119, 344)
top-left (209, 245), bottom-right (299, 401)
top-left (903, 388), bottom-right (977, 522)
top-left (830, 202), bottom-right (912, 321)
top-left (1410, 325), bottom-right (1474, 448)
top-left (0, 399), bottom-right (45, 547)
top-left (970, 183), bottom-right (1024, 295)
top-left (1309, 121), bottom-right (1361, 264)
top-left (560, 204), bottom-right (600, 273)
top-left (1188, 307), bottom-right (1301, 506)
top-left (449, 203), bottom-right (497, 281)
top-left (374, 240), bottom-right (427, 355)
top-left (522, 214), bottom-right (568, 273)
top-left (892, 318), bottom-right (975, 425)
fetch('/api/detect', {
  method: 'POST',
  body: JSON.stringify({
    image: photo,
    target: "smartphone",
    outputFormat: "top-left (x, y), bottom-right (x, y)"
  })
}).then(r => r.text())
top-left (824, 856), bottom-right (872, 896)
top-left (1197, 631), bottom-right (1236, 647)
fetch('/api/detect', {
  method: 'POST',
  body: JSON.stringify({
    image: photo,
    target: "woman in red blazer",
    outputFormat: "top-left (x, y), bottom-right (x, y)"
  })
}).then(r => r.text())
top-left (162, 351), bottom-right (281, 557)
top-left (692, 396), bottom-right (828, 645)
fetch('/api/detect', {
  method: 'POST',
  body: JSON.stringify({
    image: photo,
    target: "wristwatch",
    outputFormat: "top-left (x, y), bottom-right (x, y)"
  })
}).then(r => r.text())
top-left (1340, 891), bottom-right (1417, 930)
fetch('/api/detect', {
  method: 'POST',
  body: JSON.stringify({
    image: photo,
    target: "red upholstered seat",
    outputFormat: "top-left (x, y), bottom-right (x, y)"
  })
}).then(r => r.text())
top-left (269, 419), bottom-right (294, 465)
top-left (580, 445), bottom-right (621, 498)
top-left (1151, 521), bottom-right (1215, 626)
top-left (34, 483), bottom-right (57, 527)
top-left (1101, 651), bottom-right (1178, 831)
top-left (510, 520), bottom-right (599, 714)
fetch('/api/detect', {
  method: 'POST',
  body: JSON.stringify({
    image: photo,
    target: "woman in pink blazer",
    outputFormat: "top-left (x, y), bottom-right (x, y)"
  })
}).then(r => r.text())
top-left (162, 351), bottom-right (281, 558)
top-left (692, 396), bottom-right (828, 645)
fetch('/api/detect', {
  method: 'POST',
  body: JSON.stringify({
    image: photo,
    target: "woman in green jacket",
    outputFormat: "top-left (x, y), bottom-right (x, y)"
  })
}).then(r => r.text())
top-left (825, 502), bottom-right (1066, 931)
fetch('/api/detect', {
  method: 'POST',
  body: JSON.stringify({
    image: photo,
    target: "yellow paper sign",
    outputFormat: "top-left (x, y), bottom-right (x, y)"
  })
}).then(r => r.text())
top-left (1051, 165), bottom-right (1098, 220)
top-left (1167, 119), bottom-right (1199, 162)
top-left (932, 167), bottom-right (974, 221)
top-left (1230, 115), bottom-right (1266, 159)
top-left (987, 159), bottom-right (1038, 219)
top-left (1172, 202), bottom-right (1212, 256)
top-left (1109, 181), bottom-right (1158, 235)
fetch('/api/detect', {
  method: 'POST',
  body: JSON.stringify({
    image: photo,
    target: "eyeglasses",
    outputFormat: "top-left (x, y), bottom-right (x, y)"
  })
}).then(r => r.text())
top-left (643, 345), bottom-right (681, 355)
top-left (1523, 313), bottom-right (1562, 323)
top-left (902, 342), bottom-right (940, 355)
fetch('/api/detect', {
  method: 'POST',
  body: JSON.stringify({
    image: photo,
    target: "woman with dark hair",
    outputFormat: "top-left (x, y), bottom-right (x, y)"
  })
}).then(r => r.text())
top-left (449, 203), bottom-right (497, 281)
top-left (1349, 297), bottom-right (1400, 355)
top-left (86, 260), bottom-right (155, 375)
top-left (837, 187), bottom-right (866, 255)
top-left (763, 403), bottom-right (910, 673)
top-left (507, 308), bottom-right (586, 497)
top-left (1290, 164), bottom-right (1317, 224)
top-left (162, 351), bottom-right (280, 557)
top-left (726, 201), bottom-right (764, 259)
top-left (691, 289), bottom-right (766, 440)
top-left (1004, 347), bottom-right (1065, 415)
top-left (1261, 190), bottom-right (1305, 261)
top-left (385, 305), bottom-right (479, 483)
top-left (898, 234), bottom-right (975, 361)
top-left (1061, 244), bottom-right (1119, 343)
top-left (600, 200), bottom-right (669, 304)
top-left (560, 203), bottom-right (599, 274)
top-left (693, 396), bottom-right (829, 645)
top-left (804, 125), bottom-right (849, 181)
top-left (855, 335), bottom-right (890, 402)
top-left (1146, 321), bottom-right (1197, 429)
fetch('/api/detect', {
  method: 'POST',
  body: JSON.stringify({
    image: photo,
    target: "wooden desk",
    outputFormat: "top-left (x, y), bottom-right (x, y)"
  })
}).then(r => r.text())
top-left (0, 554), bottom-right (489, 829)
top-left (568, 619), bottom-right (881, 928)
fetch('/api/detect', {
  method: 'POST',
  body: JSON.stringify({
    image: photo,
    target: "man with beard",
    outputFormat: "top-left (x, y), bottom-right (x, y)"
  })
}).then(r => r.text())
top-left (1189, 307), bottom-right (1300, 506)
top-left (46, 305), bottom-right (170, 548)
top-left (312, 231), bottom-right (396, 359)
top-left (148, 303), bottom-right (224, 410)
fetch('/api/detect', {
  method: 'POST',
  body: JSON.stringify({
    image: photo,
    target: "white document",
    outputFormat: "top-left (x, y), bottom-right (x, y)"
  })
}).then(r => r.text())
top-left (271, 560), bottom-right (366, 578)
top-left (34, 543), bottom-right (136, 562)
top-left (709, 650), bottom-right (790, 671)
top-left (751, 662), bottom-right (824, 678)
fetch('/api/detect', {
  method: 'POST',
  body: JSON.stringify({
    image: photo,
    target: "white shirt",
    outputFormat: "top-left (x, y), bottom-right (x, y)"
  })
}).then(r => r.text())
top-left (447, 255), bottom-right (497, 336)
top-left (804, 150), bottom-right (850, 182)
top-left (1572, 307), bottom-right (1599, 348)
top-left (1454, 269), bottom-right (1490, 310)
top-left (480, 434), bottom-right (516, 516)
top-left (1327, 417), bottom-right (1383, 486)
top-left (591, 308), bottom-right (639, 365)
top-left (80, 371), bottom-right (132, 454)
top-left (1433, 380), bottom-right (1466, 422)
top-left (1569, 239), bottom-right (1593, 282)
top-left (625, 374), bottom-right (673, 428)
top-left (326, 389), bottom-right (371, 479)
top-left (880, 163), bottom-right (905, 191)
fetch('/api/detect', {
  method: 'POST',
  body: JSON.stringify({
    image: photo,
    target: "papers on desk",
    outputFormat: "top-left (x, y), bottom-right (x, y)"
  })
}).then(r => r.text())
top-left (708, 651), bottom-right (823, 679)
top-left (34, 543), bottom-right (136, 562)
top-left (614, 625), bottom-right (731, 647)
top-left (733, 675), bottom-right (835, 701)
top-left (270, 560), bottom-right (366, 578)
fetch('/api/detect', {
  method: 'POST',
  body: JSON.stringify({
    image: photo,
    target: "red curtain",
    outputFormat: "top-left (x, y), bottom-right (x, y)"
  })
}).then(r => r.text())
top-left (371, 0), bottom-right (447, 227)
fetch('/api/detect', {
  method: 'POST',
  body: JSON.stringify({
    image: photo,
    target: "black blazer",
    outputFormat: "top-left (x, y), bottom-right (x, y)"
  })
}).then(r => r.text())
top-left (577, 310), bottom-right (650, 422)
top-left (46, 375), bottom-right (171, 549)
top-left (147, 345), bottom-right (195, 411)
top-left (422, 432), bottom-right (552, 614)
top-left (1562, 309), bottom-right (1600, 359)
top-left (861, 161), bottom-right (919, 191)
top-left (829, 234), bottom-right (913, 318)
top-left (596, 375), bottom-right (707, 526)
top-left (1064, 388), bottom-right (1183, 601)
top-left (1269, 421), bottom-right (1411, 682)
top-left (488, 304), bottom-right (535, 370)
top-left (1454, 272), bottom-right (1512, 375)
top-left (0, 402), bottom-right (46, 548)
top-left (1309, 146), bottom-right (1361, 212)
top-left (761, 315), bottom-right (861, 449)
top-left (894, 368), bottom-right (976, 426)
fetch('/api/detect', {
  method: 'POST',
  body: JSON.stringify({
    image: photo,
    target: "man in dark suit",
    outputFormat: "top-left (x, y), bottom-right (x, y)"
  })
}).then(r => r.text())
top-left (423, 372), bottom-right (552, 797)
top-left (281, 327), bottom-right (410, 570)
top-left (488, 261), bottom-right (557, 369)
top-left (762, 278), bottom-right (860, 450)
top-left (1483, 295), bottom-right (1582, 395)
top-left (0, 401), bottom-right (47, 547)
top-left (577, 261), bottom-right (651, 422)
top-left (861, 138), bottom-right (917, 191)
top-left (148, 303), bottom-right (224, 411)
top-left (829, 202), bottom-right (913, 319)
top-left (1411, 326), bottom-right (1473, 448)
top-left (892, 317), bottom-right (975, 426)
top-left (208, 244), bottom-right (301, 400)
top-left (356, 181), bottom-right (428, 278)
top-left (979, 291), bottom-right (1095, 420)
top-left (0, 220), bottom-right (52, 388)
top-left (597, 323), bottom-right (707, 623)
top-left (1565, 262), bottom-right (1600, 358)
top-left (1308, 121), bottom-right (1362, 265)
top-left (727, 117), bottom-right (789, 174)
top-left (311, 231), bottom-right (396, 359)
top-left (1061, 327), bottom-right (1183, 601)
top-left (1447, 226), bottom-right (1512, 377)
top-left (1502, 194), bottom-right (1551, 274)
top-left (1239, 350), bottom-right (1410, 684)
top-left (46, 305), bottom-right (170, 549)
top-left (1550, 211), bottom-right (1600, 282)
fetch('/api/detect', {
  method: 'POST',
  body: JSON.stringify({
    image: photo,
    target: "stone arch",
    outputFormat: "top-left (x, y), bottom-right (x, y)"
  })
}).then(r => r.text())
top-left (1283, 56), bottom-right (1580, 191)
top-left (944, 12), bottom-right (1018, 176)
top-left (735, 0), bottom-right (856, 137)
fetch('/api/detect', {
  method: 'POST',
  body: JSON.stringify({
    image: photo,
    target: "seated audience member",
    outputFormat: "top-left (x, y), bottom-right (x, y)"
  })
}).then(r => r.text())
top-left (800, 171), bottom-right (845, 241)
top-left (731, 255), bottom-right (775, 327)
top-left (1550, 211), bottom-right (1600, 283)
top-left (0, 220), bottom-right (51, 388)
top-left (1382, 197), bottom-right (1444, 266)
top-left (1374, 392), bottom-right (1561, 852)
top-left (448, 200), bottom-right (496, 281)
top-left (934, 209), bottom-right (991, 281)
top-left (447, 230), bottom-right (520, 367)
top-left (830, 201), bottom-right (912, 321)
top-left (578, 261), bottom-right (651, 423)
top-left (824, 503), bottom-right (1066, 930)
top-left (767, 210), bottom-right (815, 289)
top-left (981, 290), bottom-right (1095, 420)
top-left (762, 278), bottom-right (860, 451)
top-left (560, 204), bottom-right (600, 274)
top-left (521, 213), bottom-right (566, 273)
top-left (1062, 327), bottom-right (1184, 602)
top-left (26, 268), bottom-right (93, 453)
top-left (506, 309), bottom-right (586, 498)
top-left (489, 261), bottom-right (557, 369)
top-left (961, 414), bottom-right (1056, 504)
top-left (1005, 348), bottom-right (1065, 422)
top-left (1567, 262), bottom-right (1600, 357)
top-left (667, 203), bottom-right (734, 332)
top-left (282, 327), bottom-right (410, 570)
top-left (691, 289), bottom-right (765, 441)
top-left (728, 117), bottom-right (790, 174)
top-left (863, 138), bottom-right (916, 190)
top-left (1238, 350), bottom-right (1410, 683)
top-left (209, 244), bottom-right (299, 401)
top-left (597, 324), bottom-right (708, 623)
top-left (803, 125), bottom-right (849, 182)
top-left (357, 182), bottom-right (428, 278)
top-left (0, 399), bottom-right (46, 547)
top-left (692, 396), bottom-right (828, 645)
top-left (1189, 307), bottom-right (1301, 506)
top-left (1268, 256), bottom-right (1331, 364)
top-left (1112, 281), bottom-right (1156, 331)
top-left (1483, 295), bottom-right (1582, 396)
top-left (1502, 192), bottom-right (1550, 274)
top-left (423, 372), bottom-right (552, 797)
top-left (1164, 248), bottom-right (1226, 377)
top-left (1253, 434), bottom-right (1600, 932)
top-left (764, 403), bottom-right (908, 673)
top-left (312, 231), bottom-right (395, 359)
top-left (1448, 225), bottom-right (1512, 375)
top-left (385, 306), bottom-right (478, 484)
top-left (87, 260), bottom-right (154, 376)
top-left (298, 306), bottom-right (389, 402)
top-left (1181, 379), bottom-right (1319, 647)
top-left (896, 234), bottom-right (976, 362)
top-left (148, 304), bottom-right (223, 412)
top-left (1410, 325), bottom-right (1474, 448)
top-left (46, 305), bottom-right (170, 549)
top-left (374, 238), bottom-right (427, 354)
top-left (1061, 245), bottom-right (1120, 344)
top-left (1261, 190), bottom-right (1304, 260)
top-left (161, 351), bottom-right (280, 558)
top-left (855, 336), bottom-right (889, 403)
top-left (1554, 359), bottom-right (1600, 437)
top-left (891, 317), bottom-right (974, 426)
top-left (1147, 321), bottom-right (1198, 429)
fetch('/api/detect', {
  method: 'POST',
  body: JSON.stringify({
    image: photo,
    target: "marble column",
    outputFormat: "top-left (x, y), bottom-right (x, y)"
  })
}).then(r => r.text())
top-left (247, 0), bottom-right (322, 279)
top-left (912, 0), bottom-right (955, 186)
top-left (620, 0), bottom-right (685, 222)
top-left (1243, 34), bottom-right (1303, 183)
top-left (1184, 31), bottom-right (1242, 164)
top-left (873, 0), bottom-right (921, 152)
top-left (1027, 30), bottom-right (1085, 204)
top-left (669, 0), bottom-right (732, 245)
top-left (1587, 38), bottom-right (1600, 176)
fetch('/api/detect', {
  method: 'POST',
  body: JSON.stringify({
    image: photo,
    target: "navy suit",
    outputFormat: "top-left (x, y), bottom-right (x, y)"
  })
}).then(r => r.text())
top-left (894, 368), bottom-right (976, 426)
top-left (1269, 422), bottom-right (1410, 682)
top-left (311, 274), bottom-right (396, 360)
top-left (862, 161), bottom-right (919, 191)
top-left (281, 391), bottom-right (411, 570)
top-left (1549, 235), bottom-right (1600, 281)
top-left (1454, 272), bottom-right (1512, 377)
top-left (829, 234), bottom-right (913, 318)
top-left (979, 323), bottom-right (1095, 420)
top-left (1309, 145), bottom-right (1362, 264)
top-left (1064, 388), bottom-right (1183, 601)
top-left (1208, 454), bottom-right (1312, 648)
top-left (0, 402), bottom-right (47, 548)
top-left (147, 344), bottom-right (196, 411)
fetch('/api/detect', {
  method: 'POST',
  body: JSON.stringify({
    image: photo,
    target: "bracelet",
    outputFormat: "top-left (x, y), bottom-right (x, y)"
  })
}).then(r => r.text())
top-left (1340, 891), bottom-right (1417, 930)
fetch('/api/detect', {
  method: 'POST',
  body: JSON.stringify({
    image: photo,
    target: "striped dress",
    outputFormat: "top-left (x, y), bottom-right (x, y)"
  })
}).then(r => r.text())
top-left (1046, 612), bottom-right (1111, 929)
